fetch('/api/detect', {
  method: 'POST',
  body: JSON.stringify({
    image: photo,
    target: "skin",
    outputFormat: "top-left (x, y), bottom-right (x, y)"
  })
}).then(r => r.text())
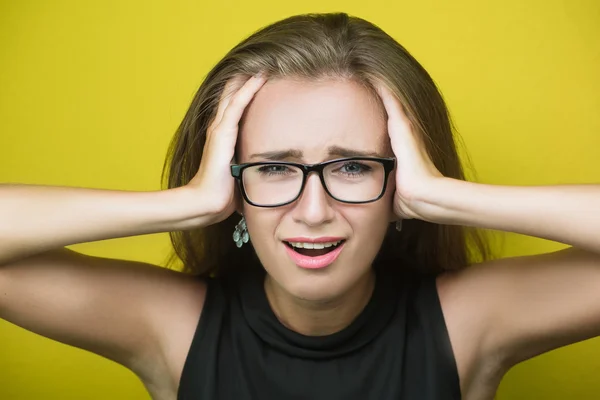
top-left (2, 72), bottom-right (599, 400)
top-left (236, 78), bottom-right (397, 336)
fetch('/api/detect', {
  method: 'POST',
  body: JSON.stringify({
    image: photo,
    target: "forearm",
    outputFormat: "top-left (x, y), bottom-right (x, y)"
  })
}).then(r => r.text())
top-left (413, 178), bottom-right (600, 254)
top-left (0, 184), bottom-right (208, 266)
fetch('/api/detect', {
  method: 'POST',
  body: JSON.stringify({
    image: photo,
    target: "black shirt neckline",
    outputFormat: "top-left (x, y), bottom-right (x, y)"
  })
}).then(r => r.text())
top-left (237, 266), bottom-right (401, 359)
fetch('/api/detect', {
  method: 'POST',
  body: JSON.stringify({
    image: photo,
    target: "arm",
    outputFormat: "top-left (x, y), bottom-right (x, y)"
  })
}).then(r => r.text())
top-left (0, 183), bottom-right (211, 266)
top-left (0, 72), bottom-right (268, 266)
top-left (0, 184), bottom-right (210, 385)
top-left (412, 178), bottom-right (600, 370)
top-left (0, 247), bottom-right (207, 387)
top-left (411, 179), bottom-right (600, 254)
top-left (0, 73), bottom-right (266, 390)
top-left (375, 81), bottom-right (600, 392)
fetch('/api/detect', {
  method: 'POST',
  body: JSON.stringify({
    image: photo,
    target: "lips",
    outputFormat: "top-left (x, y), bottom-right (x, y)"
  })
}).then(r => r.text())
top-left (282, 239), bottom-right (346, 269)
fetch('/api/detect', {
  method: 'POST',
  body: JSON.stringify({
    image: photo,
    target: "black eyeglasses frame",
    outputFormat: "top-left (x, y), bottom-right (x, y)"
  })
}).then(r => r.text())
top-left (230, 156), bottom-right (397, 208)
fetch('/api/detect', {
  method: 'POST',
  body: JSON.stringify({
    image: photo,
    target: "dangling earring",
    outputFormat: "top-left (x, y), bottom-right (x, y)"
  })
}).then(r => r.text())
top-left (395, 219), bottom-right (403, 232)
top-left (233, 216), bottom-right (250, 248)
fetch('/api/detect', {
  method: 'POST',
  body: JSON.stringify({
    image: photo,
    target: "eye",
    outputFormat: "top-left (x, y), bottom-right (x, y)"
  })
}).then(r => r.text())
top-left (339, 162), bottom-right (372, 175)
top-left (256, 165), bottom-right (295, 175)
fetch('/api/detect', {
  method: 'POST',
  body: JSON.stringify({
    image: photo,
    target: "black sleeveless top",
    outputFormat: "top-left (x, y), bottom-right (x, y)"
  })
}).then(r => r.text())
top-left (178, 267), bottom-right (461, 399)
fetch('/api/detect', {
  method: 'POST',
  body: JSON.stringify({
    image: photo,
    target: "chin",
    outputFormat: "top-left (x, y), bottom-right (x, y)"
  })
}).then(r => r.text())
top-left (271, 266), bottom-right (357, 303)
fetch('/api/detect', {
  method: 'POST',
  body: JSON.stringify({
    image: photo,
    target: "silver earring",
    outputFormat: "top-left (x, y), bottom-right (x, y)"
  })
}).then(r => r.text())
top-left (395, 219), bottom-right (403, 232)
top-left (233, 217), bottom-right (250, 248)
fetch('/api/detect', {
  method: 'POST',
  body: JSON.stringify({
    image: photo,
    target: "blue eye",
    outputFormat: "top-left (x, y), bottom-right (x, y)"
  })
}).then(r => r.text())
top-left (339, 162), bottom-right (372, 175)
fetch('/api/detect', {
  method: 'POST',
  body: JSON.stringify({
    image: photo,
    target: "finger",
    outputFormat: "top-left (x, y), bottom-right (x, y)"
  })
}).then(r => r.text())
top-left (212, 75), bottom-right (249, 128)
top-left (376, 84), bottom-right (412, 133)
top-left (209, 75), bottom-right (248, 132)
top-left (217, 73), bottom-right (267, 134)
top-left (205, 74), bottom-right (266, 167)
top-left (375, 84), bottom-right (424, 154)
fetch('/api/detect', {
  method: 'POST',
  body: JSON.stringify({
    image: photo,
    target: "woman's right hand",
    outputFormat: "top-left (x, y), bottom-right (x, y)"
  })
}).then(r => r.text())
top-left (184, 73), bottom-right (267, 225)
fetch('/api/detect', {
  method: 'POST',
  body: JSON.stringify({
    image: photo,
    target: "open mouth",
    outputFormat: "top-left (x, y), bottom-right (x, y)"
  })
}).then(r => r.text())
top-left (283, 240), bottom-right (346, 257)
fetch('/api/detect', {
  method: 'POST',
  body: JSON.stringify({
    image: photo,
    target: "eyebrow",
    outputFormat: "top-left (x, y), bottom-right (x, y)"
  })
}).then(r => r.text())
top-left (249, 146), bottom-right (383, 161)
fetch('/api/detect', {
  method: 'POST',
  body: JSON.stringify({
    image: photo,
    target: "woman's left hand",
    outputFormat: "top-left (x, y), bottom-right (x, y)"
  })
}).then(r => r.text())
top-left (376, 83), bottom-right (447, 222)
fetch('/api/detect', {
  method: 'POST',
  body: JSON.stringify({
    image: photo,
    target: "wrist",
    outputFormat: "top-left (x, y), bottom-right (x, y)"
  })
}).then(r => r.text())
top-left (405, 177), bottom-right (464, 224)
top-left (163, 186), bottom-right (223, 231)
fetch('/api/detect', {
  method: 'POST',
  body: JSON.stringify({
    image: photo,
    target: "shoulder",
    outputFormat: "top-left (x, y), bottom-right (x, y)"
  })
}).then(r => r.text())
top-left (435, 265), bottom-right (509, 398)
top-left (140, 272), bottom-right (210, 394)
top-left (149, 274), bottom-right (243, 394)
top-left (438, 248), bottom-right (600, 398)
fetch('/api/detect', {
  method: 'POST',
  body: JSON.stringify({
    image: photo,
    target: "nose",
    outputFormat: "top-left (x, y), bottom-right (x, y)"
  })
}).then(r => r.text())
top-left (291, 172), bottom-right (335, 227)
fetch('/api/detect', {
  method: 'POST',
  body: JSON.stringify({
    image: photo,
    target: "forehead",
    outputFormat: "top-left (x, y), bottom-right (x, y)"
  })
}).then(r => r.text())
top-left (238, 78), bottom-right (389, 162)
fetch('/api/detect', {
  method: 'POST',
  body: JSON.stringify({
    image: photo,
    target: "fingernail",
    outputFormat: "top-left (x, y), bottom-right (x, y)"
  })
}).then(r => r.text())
top-left (254, 71), bottom-right (265, 80)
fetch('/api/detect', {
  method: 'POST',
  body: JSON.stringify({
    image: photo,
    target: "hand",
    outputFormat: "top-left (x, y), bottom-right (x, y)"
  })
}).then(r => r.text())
top-left (376, 83), bottom-right (446, 221)
top-left (185, 73), bottom-right (267, 224)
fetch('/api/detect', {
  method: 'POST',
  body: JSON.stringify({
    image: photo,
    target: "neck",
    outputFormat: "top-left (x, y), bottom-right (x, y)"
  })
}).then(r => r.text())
top-left (263, 270), bottom-right (376, 336)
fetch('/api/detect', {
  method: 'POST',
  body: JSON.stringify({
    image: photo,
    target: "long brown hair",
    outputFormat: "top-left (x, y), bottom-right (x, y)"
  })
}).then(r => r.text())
top-left (160, 12), bottom-right (494, 278)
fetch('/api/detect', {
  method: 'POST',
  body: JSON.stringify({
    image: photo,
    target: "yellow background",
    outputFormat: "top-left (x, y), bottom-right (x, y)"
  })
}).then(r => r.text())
top-left (1, 0), bottom-right (599, 398)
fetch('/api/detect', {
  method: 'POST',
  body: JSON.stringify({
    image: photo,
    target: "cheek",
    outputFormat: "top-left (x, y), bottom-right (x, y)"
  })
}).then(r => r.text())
top-left (342, 201), bottom-right (392, 237)
top-left (341, 207), bottom-right (391, 269)
top-left (243, 209), bottom-right (281, 248)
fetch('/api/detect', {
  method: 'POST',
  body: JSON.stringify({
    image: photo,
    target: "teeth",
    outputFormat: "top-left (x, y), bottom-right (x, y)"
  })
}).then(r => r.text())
top-left (287, 240), bottom-right (343, 249)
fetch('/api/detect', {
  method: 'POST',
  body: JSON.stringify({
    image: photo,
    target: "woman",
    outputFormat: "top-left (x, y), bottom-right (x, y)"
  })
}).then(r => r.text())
top-left (1, 12), bottom-right (599, 400)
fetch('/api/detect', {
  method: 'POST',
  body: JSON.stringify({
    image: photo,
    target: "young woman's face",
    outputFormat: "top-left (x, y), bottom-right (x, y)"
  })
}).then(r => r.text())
top-left (237, 77), bottom-right (396, 301)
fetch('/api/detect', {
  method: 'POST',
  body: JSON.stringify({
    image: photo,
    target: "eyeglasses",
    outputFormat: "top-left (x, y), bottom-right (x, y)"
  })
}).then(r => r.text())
top-left (230, 156), bottom-right (396, 208)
